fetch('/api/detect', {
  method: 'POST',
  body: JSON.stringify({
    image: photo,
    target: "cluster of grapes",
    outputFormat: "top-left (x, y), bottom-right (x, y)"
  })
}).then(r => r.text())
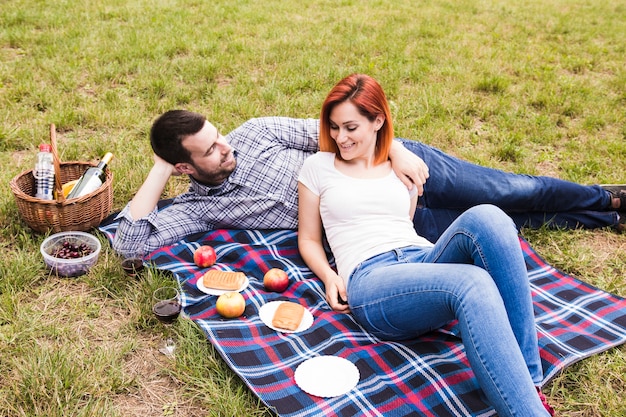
top-left (52, 240), bottom-right (94, 259)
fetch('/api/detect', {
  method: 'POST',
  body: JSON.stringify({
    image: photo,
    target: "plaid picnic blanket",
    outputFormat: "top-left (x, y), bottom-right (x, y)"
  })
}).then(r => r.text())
top-left (100, 218), bottom-right (626, 417)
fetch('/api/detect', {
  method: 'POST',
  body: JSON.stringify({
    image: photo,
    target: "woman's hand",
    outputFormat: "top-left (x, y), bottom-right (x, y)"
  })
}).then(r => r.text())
top-left (325, 274), bottom-right (350, 313)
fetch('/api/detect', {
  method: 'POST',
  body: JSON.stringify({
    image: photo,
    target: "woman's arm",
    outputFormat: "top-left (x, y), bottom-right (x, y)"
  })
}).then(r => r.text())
top-left (297, 182), bottom-right (350, 313)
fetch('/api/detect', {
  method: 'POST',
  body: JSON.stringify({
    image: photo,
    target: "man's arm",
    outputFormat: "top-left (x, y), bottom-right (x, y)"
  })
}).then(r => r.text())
top-left (255, 118), bottom-right (430, 193)
top-left (389, 140), bottom-right (429, 195)
top-left (238, 117), bottom-right (320, 152)
top-left (249, 117), bottom-right (429, 193)
top-left (129, 155), bottom-right (179, 220)
top-left (112, 155), bottom-right (181, 257)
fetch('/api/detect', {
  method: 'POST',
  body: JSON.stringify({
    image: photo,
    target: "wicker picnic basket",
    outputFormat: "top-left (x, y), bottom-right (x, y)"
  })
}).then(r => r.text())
top-left (9, 124), bottom-right (113, 233)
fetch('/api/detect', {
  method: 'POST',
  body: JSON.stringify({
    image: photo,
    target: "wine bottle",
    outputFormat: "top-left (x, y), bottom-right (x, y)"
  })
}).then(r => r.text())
top-left (67, 152), bottom-right (113, 199)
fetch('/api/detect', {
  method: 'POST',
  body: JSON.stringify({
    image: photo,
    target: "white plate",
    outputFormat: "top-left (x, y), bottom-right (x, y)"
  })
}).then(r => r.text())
top-left (258, 301), bottom-right (314, 333)
top-left (196, 275), bottom-right (249, 296)
top-left (294, 356), bottom-right (360, 397)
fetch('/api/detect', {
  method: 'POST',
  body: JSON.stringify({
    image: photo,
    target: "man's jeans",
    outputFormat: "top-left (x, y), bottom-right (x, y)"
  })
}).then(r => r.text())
top-left (399, 138), bottom-right (617, 242)
top-left (348, 205), bottom-right (550, 416)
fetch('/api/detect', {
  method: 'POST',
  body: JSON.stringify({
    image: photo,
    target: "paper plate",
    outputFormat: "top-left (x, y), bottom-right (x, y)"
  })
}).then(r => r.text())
top-left (294, 356), bottom-right (360, 397)
top-left (258, 301), bottom-right (314, 333)
top-left (196, 275), bottom-right (249, 296)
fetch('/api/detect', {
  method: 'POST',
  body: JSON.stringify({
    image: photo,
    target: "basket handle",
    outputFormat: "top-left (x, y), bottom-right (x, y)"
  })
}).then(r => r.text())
top-left (50, 124), bottom-right (65, 203)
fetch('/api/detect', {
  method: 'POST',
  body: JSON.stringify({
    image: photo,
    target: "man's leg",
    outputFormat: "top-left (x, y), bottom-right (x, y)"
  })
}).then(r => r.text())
top-left (398, 138), bottom-right (612, 212)
top-left (413, 204), bottom-right (619, 242)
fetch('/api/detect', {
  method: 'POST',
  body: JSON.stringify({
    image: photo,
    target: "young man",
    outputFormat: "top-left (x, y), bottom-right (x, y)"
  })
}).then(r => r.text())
top-left (112, 110), bottom-right (624, 257)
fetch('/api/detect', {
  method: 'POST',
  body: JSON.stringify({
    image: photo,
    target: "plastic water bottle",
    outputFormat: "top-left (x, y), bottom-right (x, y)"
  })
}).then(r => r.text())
top-left (34, 144), bottom-right (55, 200)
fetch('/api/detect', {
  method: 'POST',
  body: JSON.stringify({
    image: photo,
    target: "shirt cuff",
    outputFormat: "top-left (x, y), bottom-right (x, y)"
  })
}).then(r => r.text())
top-left (115, 202), bottom-right (159, 225)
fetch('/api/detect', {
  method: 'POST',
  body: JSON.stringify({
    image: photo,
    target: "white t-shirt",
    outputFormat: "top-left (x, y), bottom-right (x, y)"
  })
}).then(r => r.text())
top-left (298, 152), bottom-right (433, 283)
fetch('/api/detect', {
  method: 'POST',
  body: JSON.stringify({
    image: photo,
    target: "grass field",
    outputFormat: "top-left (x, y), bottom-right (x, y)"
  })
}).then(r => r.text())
top-left (1, 0), bottom-right (625, 415)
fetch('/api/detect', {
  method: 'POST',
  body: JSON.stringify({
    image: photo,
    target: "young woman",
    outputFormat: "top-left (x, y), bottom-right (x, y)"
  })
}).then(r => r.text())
top-left (297, 74), bottom-right (555, 416)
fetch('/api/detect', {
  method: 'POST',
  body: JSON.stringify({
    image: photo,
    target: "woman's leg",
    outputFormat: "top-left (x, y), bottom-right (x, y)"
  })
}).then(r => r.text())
top-left (348, 255), bottom-right (549, 416)
top-left (422, 204), bottom-right (544, 385)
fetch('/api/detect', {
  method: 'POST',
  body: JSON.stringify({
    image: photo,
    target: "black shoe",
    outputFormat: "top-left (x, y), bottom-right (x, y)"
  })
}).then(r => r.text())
top-left (600, 184), bottom-right (626, 194)
top-left (601, 185), bottom-right (626, 212)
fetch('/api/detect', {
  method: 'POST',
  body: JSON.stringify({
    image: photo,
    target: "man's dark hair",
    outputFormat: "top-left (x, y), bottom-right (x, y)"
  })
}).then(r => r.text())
top-left (150, 110), bottom-right (206, 165)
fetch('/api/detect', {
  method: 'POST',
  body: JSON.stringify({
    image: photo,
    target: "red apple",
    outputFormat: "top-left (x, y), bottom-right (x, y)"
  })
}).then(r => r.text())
top-left (194, 245), bottom-right (216, 267)
top-left (263, 268), bottom-right (290, 293)
top-left (215, 291), bottom-right (246, 318)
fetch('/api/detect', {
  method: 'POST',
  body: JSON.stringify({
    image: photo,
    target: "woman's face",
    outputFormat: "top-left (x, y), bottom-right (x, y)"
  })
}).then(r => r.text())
top-left (328, 101), bottom-right (384, 162)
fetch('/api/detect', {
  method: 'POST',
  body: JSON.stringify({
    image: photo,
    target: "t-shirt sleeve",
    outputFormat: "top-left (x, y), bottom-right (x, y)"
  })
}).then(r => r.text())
top-left (298, 154), bottom-right (321, 196)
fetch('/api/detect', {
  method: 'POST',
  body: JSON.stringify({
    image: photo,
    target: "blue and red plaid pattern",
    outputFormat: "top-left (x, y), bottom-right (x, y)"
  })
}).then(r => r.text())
top-left (100, 220), bottom-right (626, 417)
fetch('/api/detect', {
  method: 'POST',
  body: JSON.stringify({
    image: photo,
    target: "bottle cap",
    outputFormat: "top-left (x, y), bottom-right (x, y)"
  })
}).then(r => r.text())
top-left (39, 144), bottom-right (52, 152)
top-left (101, 152), bottom-right (114, 165)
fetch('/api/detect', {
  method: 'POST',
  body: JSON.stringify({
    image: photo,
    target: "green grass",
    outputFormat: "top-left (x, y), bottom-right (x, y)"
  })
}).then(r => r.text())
top-left (1, 0), bottom-right (625, 415)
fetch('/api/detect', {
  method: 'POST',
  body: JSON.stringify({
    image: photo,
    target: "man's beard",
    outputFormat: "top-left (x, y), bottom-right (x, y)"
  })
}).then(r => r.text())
top-left (194, 151), bottom-right (237, 186)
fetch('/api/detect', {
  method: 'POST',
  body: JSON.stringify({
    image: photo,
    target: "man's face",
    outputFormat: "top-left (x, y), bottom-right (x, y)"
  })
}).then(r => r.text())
top-left (178, 121), bottom-right (236, 186)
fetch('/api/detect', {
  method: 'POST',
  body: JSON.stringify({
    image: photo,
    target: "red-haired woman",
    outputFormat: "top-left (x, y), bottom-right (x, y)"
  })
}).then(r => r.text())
top-left (298, 74), bottom-right (555, 416)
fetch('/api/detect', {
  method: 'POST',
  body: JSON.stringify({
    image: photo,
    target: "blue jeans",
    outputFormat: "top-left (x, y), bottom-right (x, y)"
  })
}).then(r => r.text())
top-left (347, 205), bottom-right (549, 416)
top-left (399, 138), bottom-right (618, 242)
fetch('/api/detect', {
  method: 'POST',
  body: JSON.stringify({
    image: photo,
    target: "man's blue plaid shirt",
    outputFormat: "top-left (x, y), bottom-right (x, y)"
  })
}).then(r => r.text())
top-left (113, 117), bottom-right (319, 257)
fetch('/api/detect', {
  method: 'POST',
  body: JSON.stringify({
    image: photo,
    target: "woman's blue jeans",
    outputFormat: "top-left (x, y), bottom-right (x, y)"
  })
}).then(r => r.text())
top-left (347, 205), bottom-right (550, 416)
top-left (398, 138), bottom-right (617, 242)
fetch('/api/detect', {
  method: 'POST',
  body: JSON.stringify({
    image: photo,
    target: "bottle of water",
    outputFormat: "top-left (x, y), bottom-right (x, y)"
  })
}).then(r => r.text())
top-left (34, 144), bottom-right (55, 200)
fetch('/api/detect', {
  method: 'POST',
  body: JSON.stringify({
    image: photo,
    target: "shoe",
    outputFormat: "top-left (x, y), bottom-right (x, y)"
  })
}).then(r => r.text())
top-left (613, 190), bottom-right (626, 213)
top-left (601, 185), bottom-right (626, 212)
top-left (601, 185), bottom-right (626, 211)
top-left (536, 387), bottom-right (556, 416)
top-left (600, 184), bottom-right (626, 194)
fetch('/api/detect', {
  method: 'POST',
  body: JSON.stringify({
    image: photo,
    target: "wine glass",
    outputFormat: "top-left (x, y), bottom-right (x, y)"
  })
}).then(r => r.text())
top-left (121, 257), bottom-right (144, 277)
top-left (152, 286), bottom-right (182, 356)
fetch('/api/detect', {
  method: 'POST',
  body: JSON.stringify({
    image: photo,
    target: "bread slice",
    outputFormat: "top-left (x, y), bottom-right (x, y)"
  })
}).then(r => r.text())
top-left (272, 301), bottom-right (305, 331)
top-left (202, 270), bottom-right (246, 291)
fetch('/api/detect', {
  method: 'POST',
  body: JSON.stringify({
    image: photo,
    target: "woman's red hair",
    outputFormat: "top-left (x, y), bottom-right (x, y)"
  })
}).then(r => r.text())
top-left (319, 74), bottom-right (394, 165)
